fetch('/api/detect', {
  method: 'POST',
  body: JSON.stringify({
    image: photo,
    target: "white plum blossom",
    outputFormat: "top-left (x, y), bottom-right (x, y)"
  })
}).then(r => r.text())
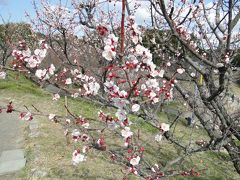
top-left (214, 69), bottom-right (219, 74)
top-left (121, 127), bottom-right (133, 138)
top-left (128, 16), bottom-right (142, 44)
top-left (71, 69), bottom-right (80, 76)
top-left (160, 123), bottom-right (170, 132)
top-left (34, 48), bottom-right (47, 59)
top-left (84, 82), bottom-right (100, 95)
top-left (102, 45), bottom-right (116, 61)
top-left (82, 146), bottom-right (88, 153)
top-left (155, 134), bottom-right (163, 142)
top-left (152, 97), bottom-right (159, 103)
top-left (225, 55), bottom-right (230, 63)
top-left (116, 109), bottom-right (127, 121)
top-left (150, 37), bottom-right (156, 44)
top-left (104, 80), bottom-right (119, 94)
top-left (135, 44), bottom-right (147, 56)
top-left (141, 84), bottom-right (146, 90)
top-left (177, 68), bottom-right (185, 74)
top-left (190, 72), bottom-right (196, 77)
top-left (105, 34), bottom-right (118, 46)
top-left (66, 119), bottom-right (71, 124)
top-left (135, 44), bottom-right (153, 67)
top-left (146, 79), bottom-right (158, 89)
top-left (52, 93), bottom-right (60, 101)
top-left (130, 156), bottom-right (140, 166)
top-left (148, 61), bottom-right (156, 72)
top-left (22, 48), bottom-right (31, 57)
top-left (149, 91), bottom-right (157, 99)
top-left (150, 69), bottom-right (165, 77)
top-left (216, 63), bottom-right (224, 68)
top-left (25, 56), bottom-right (38, 68)
top-left (35, 69), bottom-right (45, 79)
top-left (118, 90), bottom-right (128, 97)
top-left (132, 35), bottom-right (139, 44)
top-left (159, 69), bottom-right (165, 78)
top-left (151, 167), bottom-right (156, 173)
top-left (35, 69), bottom-right (49, 80)
top-left (48, 114), bottom-right (56, 120)
top-left (65, 78), bottom-right (72, 85)
top-left (132, 104), bottom-right (140, 112)
top-left (0, 71), bottom-right (6, 79)
top-left (72, 150), bottom-right (86, 165)
top-left (71, 93), bottom-right (79, 98)
top-left (64, 130), bottom-right (69, 137)
top-left (48, 64), bottom-right (55, 75)
top-left (102, 34), bottom-right (118, 61)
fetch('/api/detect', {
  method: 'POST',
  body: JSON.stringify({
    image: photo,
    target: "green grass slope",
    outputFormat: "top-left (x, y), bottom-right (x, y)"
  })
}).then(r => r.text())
top-left (0, 71), bottom-right (239, 179)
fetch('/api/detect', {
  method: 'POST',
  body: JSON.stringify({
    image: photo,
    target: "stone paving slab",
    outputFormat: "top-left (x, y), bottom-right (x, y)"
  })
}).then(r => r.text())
top-left (0, 159), bottom-right (26, 175)
top-left (0, 149), bottom-right (26, 175)
top-left (0, 112), bottom-right (24, 154)
top-left (0, 149), bottom-right (24, 162)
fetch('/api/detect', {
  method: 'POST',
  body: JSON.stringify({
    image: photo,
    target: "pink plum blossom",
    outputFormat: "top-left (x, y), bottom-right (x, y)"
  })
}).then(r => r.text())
top-left (72, 129), bottom-right (81, 142)
top-left (19, 112), bottom-right (33, 121)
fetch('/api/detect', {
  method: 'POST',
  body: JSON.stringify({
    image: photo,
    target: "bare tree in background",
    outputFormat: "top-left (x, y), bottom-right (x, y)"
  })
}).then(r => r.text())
top-left (0, 21), bottom-right (34, 66)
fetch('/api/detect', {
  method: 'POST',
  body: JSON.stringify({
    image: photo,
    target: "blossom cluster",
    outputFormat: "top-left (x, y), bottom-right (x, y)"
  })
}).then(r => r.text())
top-left (12, 40), bottom-right (48, 69)
top-left (102, 33), bottom-right (118, 61)
top-left (70, 69), bottom-right (100, 96)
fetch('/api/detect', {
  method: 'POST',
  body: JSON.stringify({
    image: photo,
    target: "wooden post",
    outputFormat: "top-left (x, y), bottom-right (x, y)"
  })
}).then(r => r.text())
top-left (65, 96), bottom-right (68, 116)
top-left (199, 74), bottom-right (203, 85)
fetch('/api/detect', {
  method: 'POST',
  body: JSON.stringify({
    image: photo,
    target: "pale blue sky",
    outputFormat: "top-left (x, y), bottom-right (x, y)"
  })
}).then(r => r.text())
top-left (0, 0), bottom-right (68, 23)
top-left (0, 0), bottom-right (214, 23)
top-left (0, 0), bottom-right (33, 22)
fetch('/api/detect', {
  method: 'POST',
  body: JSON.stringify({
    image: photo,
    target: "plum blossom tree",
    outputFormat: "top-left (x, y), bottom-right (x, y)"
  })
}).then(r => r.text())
top-left (0, 0), bottom-right (240, 178)
top-left (147, 0), bottom-right (240, 173)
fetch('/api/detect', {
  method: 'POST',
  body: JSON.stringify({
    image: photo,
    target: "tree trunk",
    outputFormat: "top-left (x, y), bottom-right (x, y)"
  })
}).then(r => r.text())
top-left (224, 141), bottom-right (240, 174)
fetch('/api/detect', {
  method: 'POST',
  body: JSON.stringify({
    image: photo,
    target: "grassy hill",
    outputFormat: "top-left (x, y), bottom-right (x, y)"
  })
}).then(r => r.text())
top-left (0, 71), bottom-right (239, 179)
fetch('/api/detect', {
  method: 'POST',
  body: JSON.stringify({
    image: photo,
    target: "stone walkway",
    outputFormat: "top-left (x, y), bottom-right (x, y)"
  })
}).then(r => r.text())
top-left (0, 111), bottom-right (26, 177)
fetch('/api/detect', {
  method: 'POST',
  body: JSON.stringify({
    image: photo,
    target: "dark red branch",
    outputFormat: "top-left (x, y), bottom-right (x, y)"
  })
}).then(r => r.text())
top-left (120, 0), bottom-right (126, 61)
